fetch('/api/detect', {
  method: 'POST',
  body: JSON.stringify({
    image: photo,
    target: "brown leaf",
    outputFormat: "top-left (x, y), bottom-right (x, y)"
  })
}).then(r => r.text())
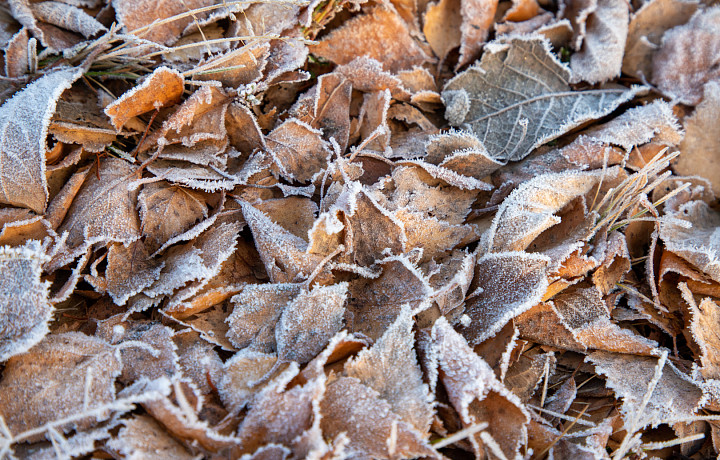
top-left (296, 72), bottom-right (353, 153)
top-left (457, 0), bottom-right (499, 68)
top-left (673, 81), bottom-right (720, 195)
top-left (458, 251), bottom-right (549, 345)
top-left (0, 241), bottom-right (52, 361)
top-left (504, 0), bottom-right (540, 22)
top-left (622, 0), bottom-right (698, 80)
top-left (320, 375), bottom-right (437, 459)
top-left (0, 332), bottom-right (121, 441)
top-left (58, 157), bottom-right (141, 248)
top-left (104, 67), bottom-right (184, 130)
top-left (0, 66), bottom-right (82, 213)
top-left (651, 7), bottom-right (720, 105)
top-left (687, 295), bottom-right (720, 380)
top-left (113, 0), bottom-right (216, 45)
top-left (431, 317), bottom-right (530, 459)
top-left (423, 0), bottom-right (462, 61)
top-left (218, 348), bottom-right (285, 412)
top-left (266, 118), bottom-right (332, 182)
top-left (106, 240), bottom-right (164, 306)
top-left (310, 6), bottom-right (432, 73)
top-left (138, 181), bottom-right (209, 252)
top-left (31, 1), bottom-right (106, 38)
top-left (106, 415), bottom-right (195, 459)
top-left (344, 306), bottom-right (434, 433)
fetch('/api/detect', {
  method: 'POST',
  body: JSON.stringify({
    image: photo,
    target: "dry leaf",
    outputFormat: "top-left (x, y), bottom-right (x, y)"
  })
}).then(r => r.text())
top-left (0, 332), bottom-right (122, 441)
top-left (673, 81), bottom-right (720, 195)
top-left (442, 37), bottom-right (644, 162)
top-left (423, 0), bottom-right (462, 61)
top-left (31, 1), bottom-right (106, 38)
top-left (457, 0), bottom-right (499, 68)
top-left (0, 66), bottom-right (81, 213)
top-left (104, 67), bottom-right (184, 130)
top-left (0, 241), bottom-right (52, 361)
top-left (106, 241), bottom-right (164, 306)
top-left (651, 7), bottom-right (720, 105)
top-left (106, 415), bottom-right (195, 459)
top-left (311, 7), bottom-right (431, 73)
top-left (688, 296), bottom-right (720, 380)
top-left (113, 0), bottom-right (216, 45)
top-left (266, 118), bottom-right (332, 182)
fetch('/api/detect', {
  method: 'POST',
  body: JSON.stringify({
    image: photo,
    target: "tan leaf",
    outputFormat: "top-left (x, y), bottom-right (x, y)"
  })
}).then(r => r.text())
top-left (659, 201), bottom-right (720, 283)
top-left (651, 7), bottom-right (720, 105)
top-left (113, 0), bottom-right (216, 45)
top-left (0, 241), bottom-right (52, 361)
top-left (457, 0), bottom-right (499, 68)
top-left (431, 317), bottom-right (530, 459)
top-left (104, 67), bottom-right (184, 130)
top-left (0, 332), bottom-right (121, 441)
top-left (296, 72), bottom-right (353, 153)
top-left (688, 295), bottom-right (720, 380)
top-left (320, 376), bottom-right (437, 459)
top-left (587, 351), bottom-right (704, 428)
top-left (138, 181), bottom-right (209, 252)
top-left (458, 251), bottom-right (549, 345)
top-left (673, 81), bottom-right (720, 195)
top-left (622, 0), bottom-right (698, 80)
top-left (58, 157), bottom-right (141, 248)
top-left (516, 302), bottom-right (586, 352)
top-left (423, 0), bottom-right (462, 61)
top-left (106, 415), bottom-right (195, 460)
top-left (0, 66), bottom-right (82, 213)
top-left (218, 348), bottom-right (284, 413)
top-left (105, 241), bottom-right (164, 306)
top-left (31, 1), bottom-right (106, 38)
top-left (5, 28), bottom-right (29, 78)
top-left (504, 349), bottom-right (555, 402)
top-left (0, 208), bottom-right (50, 247)
top-left (310, 6), bottom-right (432, 73)
top-left (504, 0), bottom-right (540, 22)
top-left (569, 0), bottom-right (629, 84)
top-left (357, 89), bottom-right (391, 154)
top-left (173, 330), bottom-right (223, 395)
top-left (266, 118), bottom-right (332, 182)
top-left (344, 306), bottom-right (434, 433)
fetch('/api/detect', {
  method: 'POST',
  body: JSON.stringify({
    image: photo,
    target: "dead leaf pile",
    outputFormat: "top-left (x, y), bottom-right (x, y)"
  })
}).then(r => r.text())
top-left (0, 0), bottom-right (719, 458)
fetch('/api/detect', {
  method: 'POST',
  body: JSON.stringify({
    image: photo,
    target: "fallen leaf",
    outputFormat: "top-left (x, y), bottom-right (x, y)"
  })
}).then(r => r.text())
top-left (442, 37), bottom-right (644, 162)
top-left (113, 0), bottom-right (216, 45)
top-left (106, 241), bottom-right (164, 306)
top-left (423, 0), bottom-right (462, 61)
top-left (457, 0), bottom-right (499, 68)
top-left (0, 66), bottom-right (82, 212)
top-left (106, 415), bottom-right (195, 459)
top-left (31, 1), bottom-right (106, 38)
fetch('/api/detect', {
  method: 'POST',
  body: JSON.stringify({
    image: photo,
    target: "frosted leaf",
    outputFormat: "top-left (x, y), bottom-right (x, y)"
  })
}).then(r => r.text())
top-left (5, 28), bottom-right (29, 78)
top-left (425, 130), bottom-right (503, 178)
top-left (553, 284), bottom-right (659, 355)
top-left (652, 7), bottom-right (720, 105)
top-left (234, 372), bottom-right (325, 457)
top-left (344, 190), bottom-right (405, 266)
top-left (104, 67), bottom-right (184, 130)
top-left (113, 0), bottom-right (215, 45)
top-left (423, 0), bottom-right (461, 61)
top-left (296, 72), bottom-right (352, 153)
top-left (144, 247), bottom-right (212, 298)
top-left (622, 0), bottom-right (698, 80)
top-left (310, 6), bottom-right (432, 73)
top-left (58, 157), bottom-right (141, 248)
top-left (504, 349), bottom-right (555, 402)
top-left (442, 37), bottom-right (645, 163)
top-left (545, 376), bottom-right (577, 415)
top-left (193, 44), bottom-right (269, 88)
top-left (688, 296), bottom-right (720, 380)
top-left (431, 317), bottom-right (529, 459)
top-left (105, 241), bottom-right (164, 305)
top-left (659, 201), bottom-right (720, 283)
top-left (424, 250), bottom-right (475, 315)
top-left (145, 159), bottom-right (236, 192)
top-left (241, 201), bottom-right (331, 284)
top-left (154, 86), bottom-right (228, 149)
top-left (458, 251), bottom-right (549, 345)
top-left (0, 208), bottom-right (49, 247)
top-left (138, 181), bottom-right (209, 252)
top-left (0, 332), bottom-right (121, 441)
top-left (226, 283), bottom-right (301, 351)
top-left (587, 351), bottom-right (704, 427)
top-left (504, 0), bottom-right (540, 22)
top-left (674, 82), bottom-right (720, 195)
top-left (255, 197), bottom-right (317, 242)
top-left (333, 56), bottom-right (411, 100)
top-left (239, 445), bottom-right (291, 460)
top-left (20, 424), bottom-right (114, 460)
top-left (0, 240), bottom-right (52, 362)
top-left (106, 415), bottom-right (195, 459)
top-left (0, 66), bottom-right (82, 212)
top-left (457, 0), bottom-right (499, 68)
top-left (218, 348), bottom-right (283, 412)
top-left (344, 306), bottom-right (434, 433)
top-left (569, 0), bottom-right (629, 84)
top-left (319, 376), bottom-right (437, 459)
top-left (31, 1), bottom-right (106, 38)
top-left (95, 319), bottom-right (178, 384)
top-left (346, 256), bottom-right (432, 340)
top-left (484, 168), bottom-right (615, 253)
top-left (516, 302), bottom-right (586, 351)
top-left (275, 282), bottom-right (348, 365)
top-left (226, 102), bottom-right (266, 156)
top-left (592, 231), bottom-right (631, 294)
top-left (266, 118), bottom-right (332, 182)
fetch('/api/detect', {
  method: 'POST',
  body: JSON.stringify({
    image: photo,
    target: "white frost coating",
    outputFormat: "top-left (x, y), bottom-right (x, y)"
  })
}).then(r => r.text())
top-left (398, 160), bottom-right (494, 191)
top-left (0, 66), bottom-right (82, 213)
top-left (442, 36), bottom-right (648, 163)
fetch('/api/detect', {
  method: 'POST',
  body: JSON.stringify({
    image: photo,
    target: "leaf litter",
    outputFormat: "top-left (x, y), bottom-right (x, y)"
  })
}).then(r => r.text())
top-left (0, 0), bottom-right (719, 458)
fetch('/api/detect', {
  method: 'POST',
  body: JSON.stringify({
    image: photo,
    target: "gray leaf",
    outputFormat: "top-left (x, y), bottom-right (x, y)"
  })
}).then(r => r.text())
top-left (442, 37), bottom-right (646, 163)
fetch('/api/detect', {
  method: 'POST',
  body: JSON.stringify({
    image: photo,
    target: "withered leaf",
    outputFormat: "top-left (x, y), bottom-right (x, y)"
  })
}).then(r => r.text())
top-left (218, 348), bottom-right (283, 413)
top-left (0, 332), bottom-right (122, 440)
top-left (0, 66), bottom-right (82, 213)
top-left (344, 306), bottom-right (434, 433)
top-left (266, 118), bottom-right (331, 182)
top-left (423, 0), bottom-right (462, 62)
top-left (652, 7), bottom-right (720, 105)
top-left (106, 415), bottom-right (195, 459)
top-left (458, 251), bottom-right (549, 345)
top-left (431, 317), bottom-right (529, 459)
top-left (587, 351), bottom-right (704, 428)
top-left (688, 296), bottom-right (720, 380)
top-left (457, 0), bottom-right (499, 68)
top-left (106, 241), bottom-right (164, 306)
top-left (310, 6), bottom-right (432, 73)
top-left (113, 0), bottom-right (215, 45)
top-left (138, 181), bottom-right (209, 252)
top-left (104, 67), bottom-right (184, 131)
top-left (31, 1), bottom-right (106, 38)
top-left (58, 158), bottom-right (141, 248)
top-left (0, 241), bottom-right (52, 362)
top-left (442, 37), bottom-right (644, 162)
top-left (673, 81), bottom-right (720, 195)
top-left (320, 376), bottom-right (437, 459)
